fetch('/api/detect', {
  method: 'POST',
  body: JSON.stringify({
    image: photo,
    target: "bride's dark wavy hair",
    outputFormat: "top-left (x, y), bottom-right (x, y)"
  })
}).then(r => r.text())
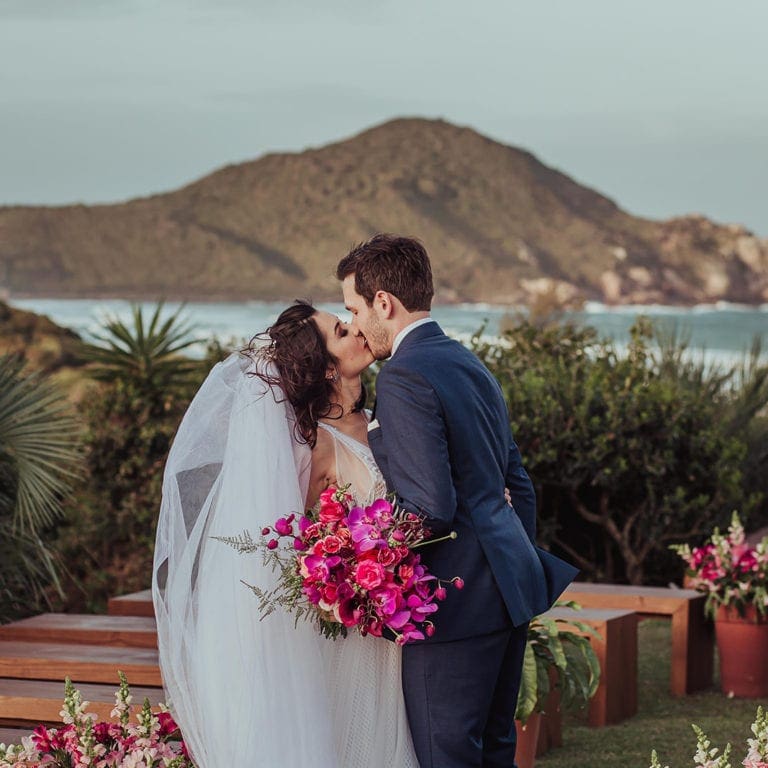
top-left (246, 300), bottom-right (364, 448)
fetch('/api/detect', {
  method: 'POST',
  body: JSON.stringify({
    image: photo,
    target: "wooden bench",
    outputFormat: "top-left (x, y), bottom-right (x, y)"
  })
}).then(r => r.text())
top-left (0, 727), bottom-right (31, 748)
top-left (0, 614), bottom-right (157, 649)
top-left (563, 583), bottom-right (713, 696)
top-left (0, 641), bottom-right (161, 687)
top-left (0, 679), bottom-right (164, 726)
top-left (107, 589), bottom-right (154, 618)
top-left (543, 606), bottom-right (638, 727)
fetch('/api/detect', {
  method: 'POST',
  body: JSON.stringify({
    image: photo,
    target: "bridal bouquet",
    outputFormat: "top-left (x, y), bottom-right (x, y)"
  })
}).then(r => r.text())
top-left (222, 486), bottom-right (460, 644)
top-left (671, 511), bottom-right (768, 620)
top-left (0, 674), bottom-right (194, 768)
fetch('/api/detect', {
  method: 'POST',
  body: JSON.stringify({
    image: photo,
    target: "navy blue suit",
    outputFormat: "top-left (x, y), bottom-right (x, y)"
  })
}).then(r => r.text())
top-left (368, 321), bottom-right (577, 767)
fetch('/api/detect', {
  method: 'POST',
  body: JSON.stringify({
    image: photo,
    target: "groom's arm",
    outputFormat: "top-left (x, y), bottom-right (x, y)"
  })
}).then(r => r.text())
top-left (375, 365), bottom-right (457, 537)
top-left (505, 437), bottom-right (537, 541)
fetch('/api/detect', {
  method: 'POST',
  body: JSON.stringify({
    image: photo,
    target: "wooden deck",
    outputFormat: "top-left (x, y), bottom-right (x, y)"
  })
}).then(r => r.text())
top-left (0, 679), bottom-right (164, 724)
top-left (0, 614), bottom-right (157, 649)
top-left (0, 595), bottom-right (164, 744)
top-left (107, 590), bottom-right (154, 618)
top-left (0, 727), bottom-right (31, 746)
top-left (0, 641), bottom-right (161, 686)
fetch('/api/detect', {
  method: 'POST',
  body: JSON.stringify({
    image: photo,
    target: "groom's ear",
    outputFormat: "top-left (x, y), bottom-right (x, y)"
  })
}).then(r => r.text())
top-left (373, 290), bottom-right (395, 319)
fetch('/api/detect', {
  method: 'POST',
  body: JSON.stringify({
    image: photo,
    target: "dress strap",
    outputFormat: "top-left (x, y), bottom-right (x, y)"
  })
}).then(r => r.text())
top-left (317, 421), bottom-right (384, 502)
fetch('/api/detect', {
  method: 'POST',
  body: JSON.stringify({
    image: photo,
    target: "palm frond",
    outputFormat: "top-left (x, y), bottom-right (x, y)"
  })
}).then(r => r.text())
top-left (0, 355), bottom-right (82, 534)
top-left (0, 518), bottom-right (64, 622)
top-left (83, 303), bottom-right (202, 395)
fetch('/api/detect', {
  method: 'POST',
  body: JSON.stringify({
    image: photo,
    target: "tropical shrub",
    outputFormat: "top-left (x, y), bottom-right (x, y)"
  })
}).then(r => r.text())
top-left (472, 318), bottom-right (768, 585)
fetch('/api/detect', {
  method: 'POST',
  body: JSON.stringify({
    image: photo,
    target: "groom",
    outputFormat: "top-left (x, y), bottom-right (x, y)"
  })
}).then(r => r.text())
top-left (337, 234), bottom-right (577, 768)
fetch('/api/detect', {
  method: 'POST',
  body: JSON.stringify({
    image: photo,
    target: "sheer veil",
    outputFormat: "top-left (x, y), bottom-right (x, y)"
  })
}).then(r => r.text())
top-left (152, 352), bottom-right (338, 767)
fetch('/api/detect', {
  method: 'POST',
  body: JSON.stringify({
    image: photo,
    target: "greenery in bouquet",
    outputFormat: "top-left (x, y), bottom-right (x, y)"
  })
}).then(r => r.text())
top-left (514, 601), bottom-right (601, 724)
top-left (649, 706), bottom-right (768, 768)
top-left (217, 485), bottom-right (460, 644)
top-left (0, 673), bottom-right (193, 768)
top-left (671, 511), bottom-right (768, 620)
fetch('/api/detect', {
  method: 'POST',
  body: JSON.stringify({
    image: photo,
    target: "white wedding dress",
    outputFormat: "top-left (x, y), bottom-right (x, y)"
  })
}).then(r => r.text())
top-left (152, 353), bottom-right (418, 768)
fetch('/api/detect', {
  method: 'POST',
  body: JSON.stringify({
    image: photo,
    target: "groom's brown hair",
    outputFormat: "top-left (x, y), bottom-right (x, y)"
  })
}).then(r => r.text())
top-left (336, 234), bottom-right (434, 312)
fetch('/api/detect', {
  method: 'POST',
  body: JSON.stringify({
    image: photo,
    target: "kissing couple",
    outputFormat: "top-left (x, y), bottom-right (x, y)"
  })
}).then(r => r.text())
top-left (152, 234), bottom-right (577, 767)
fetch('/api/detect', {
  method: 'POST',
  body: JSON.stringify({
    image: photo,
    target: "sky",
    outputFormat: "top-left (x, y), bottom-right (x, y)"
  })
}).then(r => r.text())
top-left (1, 0), bottom-right (767, 234)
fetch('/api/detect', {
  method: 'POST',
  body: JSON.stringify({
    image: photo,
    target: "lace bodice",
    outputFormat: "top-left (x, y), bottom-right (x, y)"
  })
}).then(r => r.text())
top-left (317, 421), bottom-right (387, 506)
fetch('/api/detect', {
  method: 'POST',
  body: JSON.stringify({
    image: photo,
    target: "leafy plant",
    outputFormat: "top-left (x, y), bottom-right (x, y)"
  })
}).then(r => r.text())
top-left (0, 355), bottom-right (82, 621)
top-left (83, 303), bottom-right (202, 407)
top-left (515, 601), bottom-right (601, 724)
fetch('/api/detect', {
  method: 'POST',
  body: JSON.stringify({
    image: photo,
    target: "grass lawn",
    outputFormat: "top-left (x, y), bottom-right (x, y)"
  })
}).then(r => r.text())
top-left (539, 619), bottom-right (767, 768)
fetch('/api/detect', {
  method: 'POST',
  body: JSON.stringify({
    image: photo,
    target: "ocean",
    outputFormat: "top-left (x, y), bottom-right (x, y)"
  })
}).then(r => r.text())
top-left (10, 298), bottom-right (768, 368)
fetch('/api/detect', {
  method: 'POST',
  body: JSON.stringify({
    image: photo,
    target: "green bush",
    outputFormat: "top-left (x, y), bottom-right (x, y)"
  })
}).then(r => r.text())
top-left (472, 318), bottom-right (768, 585)
top-left (55, 379), bottom-right (187, 611)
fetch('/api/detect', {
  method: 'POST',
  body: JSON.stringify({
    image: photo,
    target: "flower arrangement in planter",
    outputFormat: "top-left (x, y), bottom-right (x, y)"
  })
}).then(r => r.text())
top-left (672, 512), bottom-right (768, 697)
top-left (514, 601), bottom-right (601, 768)
top-left (649, 705), bottom-right (767, 768)
top-left (0, 674), bottom-right (194, 768)
top-left (672, 511), bottom-right (768, 620)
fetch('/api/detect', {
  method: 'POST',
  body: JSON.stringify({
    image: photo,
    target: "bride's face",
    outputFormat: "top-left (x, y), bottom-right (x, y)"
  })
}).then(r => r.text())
top-left (313, 311), bottom-right (374, 378)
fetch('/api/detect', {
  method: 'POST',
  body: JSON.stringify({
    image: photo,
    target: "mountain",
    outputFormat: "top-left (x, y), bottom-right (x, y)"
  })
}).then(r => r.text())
top-left (0, 301), bottom-right (84, 374)
top-left (1, 118), bottom-right (767, 305)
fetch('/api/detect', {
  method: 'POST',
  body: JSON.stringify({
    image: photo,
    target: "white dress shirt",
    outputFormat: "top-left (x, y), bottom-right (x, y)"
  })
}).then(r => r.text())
top-left (391, 317), bottom-right (437, 357)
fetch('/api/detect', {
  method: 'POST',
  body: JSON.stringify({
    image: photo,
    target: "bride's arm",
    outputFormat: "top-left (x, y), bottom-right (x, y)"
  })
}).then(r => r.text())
top-left (305, 427), bottom-right (337, 509)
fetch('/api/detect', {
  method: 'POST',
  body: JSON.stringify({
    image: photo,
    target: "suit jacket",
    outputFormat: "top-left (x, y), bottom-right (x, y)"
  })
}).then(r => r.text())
top-left (368, 321), bottom-right (578, 642)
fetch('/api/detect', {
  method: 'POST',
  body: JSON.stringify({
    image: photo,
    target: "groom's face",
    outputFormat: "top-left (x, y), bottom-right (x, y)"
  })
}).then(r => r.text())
top-left (342, 274), bottom-right (392, 360)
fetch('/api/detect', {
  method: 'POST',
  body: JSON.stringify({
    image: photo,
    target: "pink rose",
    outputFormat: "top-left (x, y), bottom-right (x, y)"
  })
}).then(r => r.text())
top-left (319, 501), bottom-right (346, 524)
top-left (355, 560), bottom-right (386, 590)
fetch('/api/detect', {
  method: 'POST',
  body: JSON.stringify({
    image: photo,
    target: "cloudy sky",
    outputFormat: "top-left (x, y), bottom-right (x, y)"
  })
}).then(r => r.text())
top-left (1, 0), bottom-right (766, 233)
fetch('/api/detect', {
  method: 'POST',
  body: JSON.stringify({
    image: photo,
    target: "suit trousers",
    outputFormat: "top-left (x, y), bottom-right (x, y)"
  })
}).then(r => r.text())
top-left (401, 622), bottom-right (529, 768)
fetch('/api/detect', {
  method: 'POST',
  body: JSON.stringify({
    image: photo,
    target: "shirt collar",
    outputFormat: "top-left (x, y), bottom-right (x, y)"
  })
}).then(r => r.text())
top-left (391, 317), bottom-right (436, 357)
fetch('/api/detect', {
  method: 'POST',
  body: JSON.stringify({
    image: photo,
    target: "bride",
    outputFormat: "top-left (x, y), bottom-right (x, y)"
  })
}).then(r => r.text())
top-left (152, 300), bottom-right (419, 767)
